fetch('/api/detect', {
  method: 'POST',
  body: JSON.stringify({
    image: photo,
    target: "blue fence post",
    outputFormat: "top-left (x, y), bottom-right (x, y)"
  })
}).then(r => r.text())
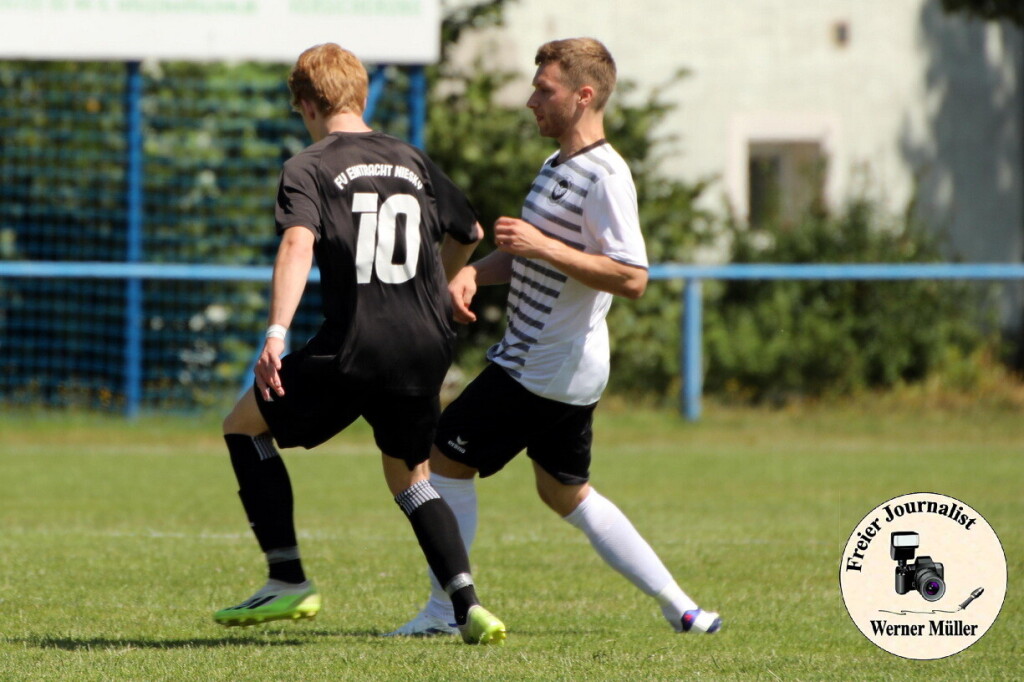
top-left (682, 278), bottom-right (703, 421)
top-left (366, 64), bottom-right (387, 122)
top-left (408, 65), bottom-right (426, 149)
top-left (124, 61), bottom-right (144, 418)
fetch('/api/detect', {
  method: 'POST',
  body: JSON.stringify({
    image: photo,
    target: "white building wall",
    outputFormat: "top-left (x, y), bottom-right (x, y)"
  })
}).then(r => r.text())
top-left (448, 0), bottom-right (1022, 266)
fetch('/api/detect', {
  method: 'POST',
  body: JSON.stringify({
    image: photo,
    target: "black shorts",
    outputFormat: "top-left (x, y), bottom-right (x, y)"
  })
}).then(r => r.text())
top-left (434, 363), bottom-right (597, 485)
top-left (255, 345), bottom-right (440, 468)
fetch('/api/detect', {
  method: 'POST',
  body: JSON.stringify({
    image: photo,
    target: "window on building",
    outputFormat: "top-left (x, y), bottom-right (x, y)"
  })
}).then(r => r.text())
top-left (748, 141), bottom-right (827, 228)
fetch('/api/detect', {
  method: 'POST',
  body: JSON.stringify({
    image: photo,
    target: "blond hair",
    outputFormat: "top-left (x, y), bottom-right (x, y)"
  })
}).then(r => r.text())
top-left (288, 43), bottom-right (368, 117)
top-left (535, 38), bottom-right (616, 110)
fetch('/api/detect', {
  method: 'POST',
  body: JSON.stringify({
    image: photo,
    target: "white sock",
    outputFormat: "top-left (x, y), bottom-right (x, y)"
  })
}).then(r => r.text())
top-left (563, 489), bottom-right (698, 624)
top-left (655, 582), bottom-right (701, 631)
top-left (421, 474), bottom-right (477, 622)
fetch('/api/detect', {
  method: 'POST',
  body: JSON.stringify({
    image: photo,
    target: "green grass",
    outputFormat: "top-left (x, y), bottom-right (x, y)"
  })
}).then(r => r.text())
top-left (0, 403), bottom-right (1021, 680)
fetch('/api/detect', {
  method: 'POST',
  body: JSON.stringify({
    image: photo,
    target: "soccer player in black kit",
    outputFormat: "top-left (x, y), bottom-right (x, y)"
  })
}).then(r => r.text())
top-left (212, 43), bottom-right (506, 645)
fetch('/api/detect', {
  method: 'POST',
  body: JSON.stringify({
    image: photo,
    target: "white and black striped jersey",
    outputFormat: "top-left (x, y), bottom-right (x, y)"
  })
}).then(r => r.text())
top-left (486, 140), bottom-right (648, 405)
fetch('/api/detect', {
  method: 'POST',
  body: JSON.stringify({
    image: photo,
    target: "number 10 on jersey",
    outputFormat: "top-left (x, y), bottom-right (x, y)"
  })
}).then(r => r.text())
top-left (352, 192), bottom-right (421, 284)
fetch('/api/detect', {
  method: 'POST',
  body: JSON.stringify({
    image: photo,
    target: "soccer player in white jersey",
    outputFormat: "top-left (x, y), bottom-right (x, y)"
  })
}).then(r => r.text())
top-left (388, 38), bottom-right (721, 637)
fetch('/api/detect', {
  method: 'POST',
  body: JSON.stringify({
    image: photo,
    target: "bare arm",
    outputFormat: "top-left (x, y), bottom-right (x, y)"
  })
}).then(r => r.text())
top-left (493, 216), bottom-right (647, 299)
top-left (257, 226), bottom-right (315, 400)
top-left (439, 222), bottom-right (484, 282)
top-left (448, 246), bottom-right (516, 324)
top-left (463, 247), bottom-right (515, 286)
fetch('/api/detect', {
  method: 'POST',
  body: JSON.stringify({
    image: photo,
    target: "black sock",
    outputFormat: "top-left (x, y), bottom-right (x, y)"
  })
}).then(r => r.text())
top-left (224, 433), bottom-right (306, 584)
top-left (395, 480), bottom-right (479, 625)
top-left (448, 585), bottom-right (480, 626)
top-left (264, 549), bottom-right (306, 585)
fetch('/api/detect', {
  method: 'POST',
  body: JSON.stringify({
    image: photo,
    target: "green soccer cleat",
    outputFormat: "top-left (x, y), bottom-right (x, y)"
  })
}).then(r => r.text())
top-left (214, 579), bottom-right (321, 627)
top-left (458, 605), bottom-right (507, 645)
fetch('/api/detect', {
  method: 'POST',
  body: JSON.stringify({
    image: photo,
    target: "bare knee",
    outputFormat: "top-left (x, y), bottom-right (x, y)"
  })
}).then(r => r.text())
top-left (221, 410), bottom-right (237, 435)
top-left (535, 483), bottom-right (559, 512)
top-left (537, 483), bottom-right (588, 516)
top-left (382, 455), bottom-right (428, 498)
top-left (222, 391), bottom-right (268, 436)
top-left (429, 446), bottom-right (478, 479)
top-left (533, 463), bottom-right (589, 516)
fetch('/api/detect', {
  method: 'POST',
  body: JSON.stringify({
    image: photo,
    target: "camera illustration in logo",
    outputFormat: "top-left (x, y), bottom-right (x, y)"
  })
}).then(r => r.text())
top-left (891, 531), bottom-right (945, 602)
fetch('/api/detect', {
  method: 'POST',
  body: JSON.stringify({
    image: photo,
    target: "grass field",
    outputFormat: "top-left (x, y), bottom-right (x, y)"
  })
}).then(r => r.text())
top-left (0, 401), bottom-right (1020, 681)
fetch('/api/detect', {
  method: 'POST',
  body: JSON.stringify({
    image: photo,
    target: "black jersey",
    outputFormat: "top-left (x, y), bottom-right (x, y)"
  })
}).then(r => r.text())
top-left (275, 131), bottom-right (478, 395)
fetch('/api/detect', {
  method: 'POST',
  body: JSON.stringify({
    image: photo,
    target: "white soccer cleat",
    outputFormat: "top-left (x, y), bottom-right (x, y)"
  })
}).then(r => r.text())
top-left (383, 611), bottom-right (459, 637)
top-left (679, 608), bottom-right (722, 634)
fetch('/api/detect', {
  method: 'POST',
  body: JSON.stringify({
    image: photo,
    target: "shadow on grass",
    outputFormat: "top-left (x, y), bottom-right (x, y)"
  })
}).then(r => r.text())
top-left (10, 627), bottom-right (392, 651)
top-left (16, 636), bottom-right (306, 650)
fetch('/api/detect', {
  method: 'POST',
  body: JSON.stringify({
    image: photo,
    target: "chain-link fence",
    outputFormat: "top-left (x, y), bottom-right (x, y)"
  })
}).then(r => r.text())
top-left (0, 60), bottom-right (327, 412)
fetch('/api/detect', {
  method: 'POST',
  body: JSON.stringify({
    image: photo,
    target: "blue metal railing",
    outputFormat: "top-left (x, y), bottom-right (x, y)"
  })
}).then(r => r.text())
top-left (3, 261), bottom-right (1024, 418)
top-left (648, 263), bottom-right (1024, 421)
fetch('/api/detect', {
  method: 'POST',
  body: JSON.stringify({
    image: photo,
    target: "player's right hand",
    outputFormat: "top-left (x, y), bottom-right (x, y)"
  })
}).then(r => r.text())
top-left (255, 338), bottom-right (286, 400)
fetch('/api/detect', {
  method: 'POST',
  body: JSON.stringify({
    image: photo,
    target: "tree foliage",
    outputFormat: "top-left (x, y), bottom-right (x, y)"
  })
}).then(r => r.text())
top-left (0, 0), bottom-right (1005, 409)
top-left (409, 0), bottom-right (998, 400)
top-left (702, 202), bottom-right (994, 403)
top-left (941, 0), bottom-right (1024, 26)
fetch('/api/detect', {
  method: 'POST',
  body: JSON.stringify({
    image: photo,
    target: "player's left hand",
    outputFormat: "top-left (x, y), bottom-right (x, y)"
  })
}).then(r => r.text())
top-left (449, 266), bottom-right (479, 324)
top-left (494, 217), bottom-right (552, 259)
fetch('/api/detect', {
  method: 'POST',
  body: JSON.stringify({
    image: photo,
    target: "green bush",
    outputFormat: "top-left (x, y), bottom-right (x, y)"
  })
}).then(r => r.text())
top-left (603, 77), bottom-right (719, 398)
top-left (701, 200), bottom-right (996, 402)
top-left (603, 171), bottom-right (717, 398)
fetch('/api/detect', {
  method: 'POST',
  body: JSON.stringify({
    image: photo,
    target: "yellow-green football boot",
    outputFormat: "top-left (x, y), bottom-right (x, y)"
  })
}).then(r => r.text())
top-left (458, 605), bottom-right (507, 645)
top-left (214, 579), bottom-right (320, 627)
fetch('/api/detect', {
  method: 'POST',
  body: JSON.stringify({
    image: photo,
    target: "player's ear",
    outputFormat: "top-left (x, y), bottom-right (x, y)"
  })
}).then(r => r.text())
top-left (299, 99), bottom-right (318, 120)
top-left (577, 85), bottom-right (596, 108)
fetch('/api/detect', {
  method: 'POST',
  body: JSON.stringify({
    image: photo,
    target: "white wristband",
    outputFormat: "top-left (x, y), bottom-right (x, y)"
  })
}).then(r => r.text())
top-left (265, 324), bottom-right (288, 340)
